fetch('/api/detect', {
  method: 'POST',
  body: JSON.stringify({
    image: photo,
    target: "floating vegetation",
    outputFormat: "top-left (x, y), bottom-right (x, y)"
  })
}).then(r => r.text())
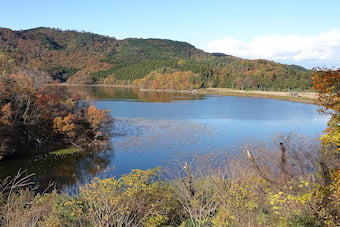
top-left (49, 147), bottom-right (82, 155)
top-left (112, 118), bottom-right (147, 137)
top-left (112, 118), bottom-right (217, 154)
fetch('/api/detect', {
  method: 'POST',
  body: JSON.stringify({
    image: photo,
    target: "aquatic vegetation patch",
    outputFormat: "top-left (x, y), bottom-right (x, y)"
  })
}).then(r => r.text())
top-left (112, 118), bottom-right (216, 154)
top-left (49, 147), bottom-right (82, 155)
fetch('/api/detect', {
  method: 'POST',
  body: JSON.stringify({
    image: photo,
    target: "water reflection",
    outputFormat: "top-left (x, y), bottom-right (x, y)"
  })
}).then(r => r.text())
top-left (65, 85), bottom-right (205, 102)
top-left (0, 148), bottom-right (114, 191)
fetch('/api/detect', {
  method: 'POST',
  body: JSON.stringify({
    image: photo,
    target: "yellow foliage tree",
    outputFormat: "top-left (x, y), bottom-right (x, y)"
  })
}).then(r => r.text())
top-left (53, 113), bottom-right (77, 137)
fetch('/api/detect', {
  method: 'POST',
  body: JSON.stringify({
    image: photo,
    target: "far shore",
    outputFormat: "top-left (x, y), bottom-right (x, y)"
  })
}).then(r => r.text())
top-left (53, 83), bottom-right (318, 104)
top-left (201, 88), bottom-right (318, 104)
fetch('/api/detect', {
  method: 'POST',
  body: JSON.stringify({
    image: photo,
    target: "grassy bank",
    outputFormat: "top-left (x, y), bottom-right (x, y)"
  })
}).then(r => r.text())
top-left (49, 147), bottom-right (82, 155)
top-left (200, 88), bottom-right (317, 104)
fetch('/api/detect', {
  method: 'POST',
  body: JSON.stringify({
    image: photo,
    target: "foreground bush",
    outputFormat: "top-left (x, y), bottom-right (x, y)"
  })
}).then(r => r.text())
top-left (0, 169), bottom-right (338, 226)
top-left (0, 169), bottom-right (182, 226)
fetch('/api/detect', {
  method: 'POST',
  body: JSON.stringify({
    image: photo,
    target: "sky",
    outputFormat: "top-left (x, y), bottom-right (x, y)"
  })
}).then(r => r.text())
top-left (1, 0), bottom-right (339, 69)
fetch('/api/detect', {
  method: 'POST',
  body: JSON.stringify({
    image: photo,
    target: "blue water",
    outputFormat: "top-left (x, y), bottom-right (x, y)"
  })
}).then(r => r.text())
top-left (0, 87), bottom-right (328, 189)
top-left (94, 92), bottom-right (328, 178)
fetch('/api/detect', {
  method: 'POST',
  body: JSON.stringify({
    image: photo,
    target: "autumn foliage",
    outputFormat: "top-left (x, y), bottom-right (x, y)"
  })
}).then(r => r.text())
top-left (313, 68), bottom-right (340, 113)
top-left (312, 68), bottom-right (340, 151)
top-left (133, 70), bottom-right (202, 90)
top-left (0, 27), bottom-right (312, 91)
top-left (0, 73), bottom-right (112, 158)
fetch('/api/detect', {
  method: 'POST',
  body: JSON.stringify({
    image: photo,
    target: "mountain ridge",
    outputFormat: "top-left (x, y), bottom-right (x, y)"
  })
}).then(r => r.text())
top-left (0, 27), bottom-right (311, 90)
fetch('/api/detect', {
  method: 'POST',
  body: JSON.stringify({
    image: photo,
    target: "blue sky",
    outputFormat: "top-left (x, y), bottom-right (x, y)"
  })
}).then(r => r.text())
top-left (1, 0), bottom-right (339, 69)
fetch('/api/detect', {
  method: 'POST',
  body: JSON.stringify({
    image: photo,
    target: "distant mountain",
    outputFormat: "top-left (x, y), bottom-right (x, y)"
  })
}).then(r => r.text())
top-left (0, 27), bottom-right (312, 90)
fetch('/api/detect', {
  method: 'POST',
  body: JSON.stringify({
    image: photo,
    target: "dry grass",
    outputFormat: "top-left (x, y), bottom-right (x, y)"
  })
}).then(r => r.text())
top-left (201, 88), bottom-right (317, 104)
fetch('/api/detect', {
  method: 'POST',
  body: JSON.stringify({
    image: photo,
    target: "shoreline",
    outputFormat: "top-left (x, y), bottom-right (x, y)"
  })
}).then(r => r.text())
top-left (53, 83), bottom-right (318, 104)
top-left (200, 88), bottom-right (317, 104)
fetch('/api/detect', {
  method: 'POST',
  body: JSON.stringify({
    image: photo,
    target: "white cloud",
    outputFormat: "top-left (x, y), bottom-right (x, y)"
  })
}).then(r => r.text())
top-left (205, 29), bottom-right (340, 68)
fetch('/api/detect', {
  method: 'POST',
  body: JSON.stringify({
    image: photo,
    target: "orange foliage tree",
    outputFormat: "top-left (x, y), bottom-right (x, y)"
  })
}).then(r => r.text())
top-left (312, 68), bottom-right (340, 152)
top-left (0, 73), bottom-right (112, 158)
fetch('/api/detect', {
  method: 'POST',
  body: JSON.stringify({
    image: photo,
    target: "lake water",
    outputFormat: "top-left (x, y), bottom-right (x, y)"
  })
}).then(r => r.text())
top-left (0, 86), bottom-right (329, 190)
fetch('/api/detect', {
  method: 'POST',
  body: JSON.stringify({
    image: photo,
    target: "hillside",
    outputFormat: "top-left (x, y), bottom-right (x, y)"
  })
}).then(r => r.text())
top-left (0, 27), bottom-right (312, 90)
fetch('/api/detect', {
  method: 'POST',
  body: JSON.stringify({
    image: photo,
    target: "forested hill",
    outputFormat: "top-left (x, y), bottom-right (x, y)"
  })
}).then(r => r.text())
top-left (0, 27), bottom-right (312, 90)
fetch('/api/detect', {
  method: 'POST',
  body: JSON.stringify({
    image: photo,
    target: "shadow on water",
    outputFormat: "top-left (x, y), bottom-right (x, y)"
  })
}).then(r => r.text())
top-left (0, 148), bottom-right (115, 192)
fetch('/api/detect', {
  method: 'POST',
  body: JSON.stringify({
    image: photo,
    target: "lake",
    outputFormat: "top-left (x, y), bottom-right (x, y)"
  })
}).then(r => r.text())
top-left (0, 86), bottom-right (328, 190)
